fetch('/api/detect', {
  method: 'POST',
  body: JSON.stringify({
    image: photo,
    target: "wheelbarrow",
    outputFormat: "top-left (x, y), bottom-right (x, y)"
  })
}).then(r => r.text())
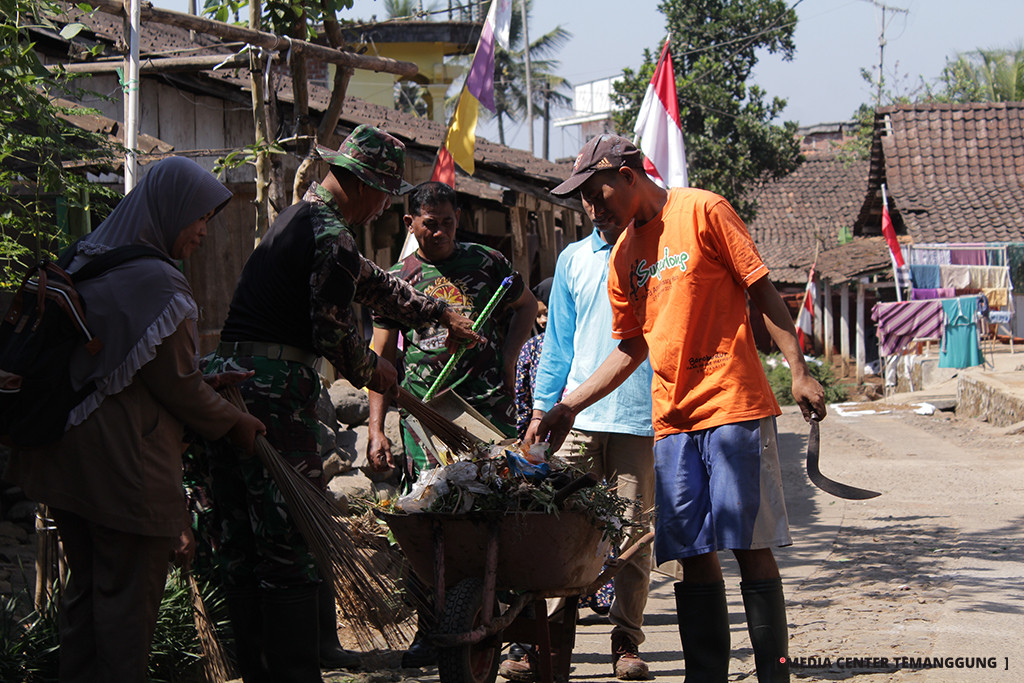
top-left (377, 474), bottom-right (654, 683)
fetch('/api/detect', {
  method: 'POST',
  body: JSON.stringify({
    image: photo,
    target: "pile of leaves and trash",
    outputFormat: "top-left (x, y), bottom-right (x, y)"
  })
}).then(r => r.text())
top-left (376, 443), bottom-right (639, 547)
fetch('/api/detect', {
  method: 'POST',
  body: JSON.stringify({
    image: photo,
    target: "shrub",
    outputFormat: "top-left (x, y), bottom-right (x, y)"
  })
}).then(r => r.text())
top-left (760, 353), bottom-right (848, 406)
top-left (0, 568), bottom-right (228, 682)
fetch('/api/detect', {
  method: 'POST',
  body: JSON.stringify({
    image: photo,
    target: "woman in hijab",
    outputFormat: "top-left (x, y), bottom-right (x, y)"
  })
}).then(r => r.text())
top-left (5, 157), bottom-right (265, 683)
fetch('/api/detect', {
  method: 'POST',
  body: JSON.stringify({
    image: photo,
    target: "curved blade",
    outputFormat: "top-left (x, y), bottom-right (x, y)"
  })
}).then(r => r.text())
top-left (807, 420), bottom-right (881, 500)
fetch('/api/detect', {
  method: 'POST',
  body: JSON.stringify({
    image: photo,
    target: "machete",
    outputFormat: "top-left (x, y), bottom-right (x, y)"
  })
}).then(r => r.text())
top-left (806, 418), bottom-right (881, 500)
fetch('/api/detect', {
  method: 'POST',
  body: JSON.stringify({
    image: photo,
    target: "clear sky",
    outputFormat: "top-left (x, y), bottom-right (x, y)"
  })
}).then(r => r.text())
top-left (154, 0), bottom-right (1024, 160)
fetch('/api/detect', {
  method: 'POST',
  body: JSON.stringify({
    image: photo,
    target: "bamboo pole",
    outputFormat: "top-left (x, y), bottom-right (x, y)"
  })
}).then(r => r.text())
top-left (86, 0), bottom-right (417, 77)
top-left (248, 0), bottom-right (272, 240)
top-left (123, 0), bottom-right (141, 190)
top-left (50, 53), bottom-right (254, 73)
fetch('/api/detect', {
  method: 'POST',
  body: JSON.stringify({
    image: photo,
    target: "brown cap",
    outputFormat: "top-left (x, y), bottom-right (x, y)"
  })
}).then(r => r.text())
top-left (550, 134), bottom-right (643, 197)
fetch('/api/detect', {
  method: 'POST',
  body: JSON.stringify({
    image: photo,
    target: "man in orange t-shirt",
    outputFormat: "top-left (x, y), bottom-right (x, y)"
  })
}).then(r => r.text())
top-left (530, 134), bottom-right (826, 683)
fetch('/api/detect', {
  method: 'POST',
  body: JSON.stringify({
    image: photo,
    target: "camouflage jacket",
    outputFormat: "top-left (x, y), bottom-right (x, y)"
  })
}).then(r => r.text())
top-left (307, 183), bottom-right (449, 386)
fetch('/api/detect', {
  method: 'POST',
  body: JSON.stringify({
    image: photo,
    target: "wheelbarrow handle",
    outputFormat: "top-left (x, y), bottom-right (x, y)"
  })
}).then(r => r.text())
top-left (587, 530), bottom-right (655, 591)
top-left (551, 472), bottom-right (599, 509)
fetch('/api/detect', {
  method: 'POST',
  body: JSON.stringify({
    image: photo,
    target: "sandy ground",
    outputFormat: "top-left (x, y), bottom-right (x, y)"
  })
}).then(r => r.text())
top-left (332, 396), bottom-right (1024, 683)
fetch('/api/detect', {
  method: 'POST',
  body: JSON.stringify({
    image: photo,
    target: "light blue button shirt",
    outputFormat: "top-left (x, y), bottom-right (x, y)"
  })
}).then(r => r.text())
top-left (533, 229), bottom-right (654, 436)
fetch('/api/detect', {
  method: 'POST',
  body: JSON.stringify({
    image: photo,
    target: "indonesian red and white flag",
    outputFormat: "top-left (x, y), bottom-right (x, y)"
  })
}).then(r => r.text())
top-left (796, 264), bottom-right (816, 352)
top-left (633, 38), bottom-right (688, 188)
top-left (881, 184), bottom-right (910, 300)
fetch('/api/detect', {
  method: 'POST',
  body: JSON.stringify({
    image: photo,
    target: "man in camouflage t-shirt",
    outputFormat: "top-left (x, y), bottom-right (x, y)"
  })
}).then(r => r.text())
top-left (368, 181), bottom-right (537, 477)
top-left (368, 181), bottom-right (536, 668)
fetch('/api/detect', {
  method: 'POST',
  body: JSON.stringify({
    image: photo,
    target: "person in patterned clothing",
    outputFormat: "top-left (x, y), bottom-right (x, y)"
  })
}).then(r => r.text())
top-left (367, 181), bottom-right (537, 667)
top-left (513, 277), bottom-right (551, 438)
top-left (367, 181), bottom-right (537, 475)
top-left (205, 126), bottom-right (482, 683)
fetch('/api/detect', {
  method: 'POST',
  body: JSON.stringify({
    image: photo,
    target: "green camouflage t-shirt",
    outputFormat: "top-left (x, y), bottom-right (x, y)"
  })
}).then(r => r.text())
top-left (375, 242), bottom-right (524, 438)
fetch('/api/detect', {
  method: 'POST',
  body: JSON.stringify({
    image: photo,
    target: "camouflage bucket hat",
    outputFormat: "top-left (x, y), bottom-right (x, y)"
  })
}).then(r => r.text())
top-left (316, 124), bottom-right (414, 195)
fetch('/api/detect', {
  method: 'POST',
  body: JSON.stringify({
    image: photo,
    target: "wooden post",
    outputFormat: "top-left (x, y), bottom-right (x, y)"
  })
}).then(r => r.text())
top-left (122, 0), bottom-right (141, 191)
top-left (840, 282), bottom-right (851, 363)
top-left (856, 281), bottom-right (866, 383)
top-left (537, 208), bottom-right (557, 280)
top-left (823, 279), bottom-right (834, 364)
top-left (509, 206), bottom-right (531, 288)
top-left (87, 0), bottom-right (418, 76)
top-left (812, 276), bottom-right (823, 355)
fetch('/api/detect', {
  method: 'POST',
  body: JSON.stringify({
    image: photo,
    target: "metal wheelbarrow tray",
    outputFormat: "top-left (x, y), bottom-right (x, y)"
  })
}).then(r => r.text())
top-left (376, 478), bottom-right (653, 683)
top-left (380, 509), bottom-right (612, 593)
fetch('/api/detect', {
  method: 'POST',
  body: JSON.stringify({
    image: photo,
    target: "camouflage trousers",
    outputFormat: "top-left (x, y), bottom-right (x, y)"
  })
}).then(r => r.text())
top-left (204, 353), bottom-right (323, 589)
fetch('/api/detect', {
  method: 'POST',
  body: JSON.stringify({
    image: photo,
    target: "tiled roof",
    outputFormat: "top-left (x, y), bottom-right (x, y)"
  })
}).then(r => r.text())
top-left (862, 102), bottom-right (1024, 243)
top-left (49, 4), bottom-right (574, 199)
top-left (747, 154), bottom-right (889, 283)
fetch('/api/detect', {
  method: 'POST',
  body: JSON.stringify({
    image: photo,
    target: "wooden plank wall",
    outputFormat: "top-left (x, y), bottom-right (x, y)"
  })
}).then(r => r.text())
top-left (69, 74), bottom-right (585, 349)
top-left (185, 183), bottom-right (257, 354)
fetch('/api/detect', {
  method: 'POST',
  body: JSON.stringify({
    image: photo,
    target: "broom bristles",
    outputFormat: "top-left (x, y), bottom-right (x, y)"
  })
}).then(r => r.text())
top-left (395, 387), bottom-right (478, 455)
top-left (223, 386), bottom-right (416, 650)
top-left (187, 572), bottom-right (232, 683)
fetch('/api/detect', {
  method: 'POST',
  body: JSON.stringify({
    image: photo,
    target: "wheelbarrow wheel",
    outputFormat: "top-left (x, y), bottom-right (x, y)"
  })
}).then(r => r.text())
top-left (437, 577), bottom-right (501, 683)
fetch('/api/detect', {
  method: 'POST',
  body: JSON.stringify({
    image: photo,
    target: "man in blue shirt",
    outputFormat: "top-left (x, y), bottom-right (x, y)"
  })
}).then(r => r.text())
top-left (522, 222), bottom-right (656, 681)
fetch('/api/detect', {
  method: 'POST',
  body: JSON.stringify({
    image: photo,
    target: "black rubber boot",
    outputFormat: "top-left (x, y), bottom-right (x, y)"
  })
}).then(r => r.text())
top-left (674, 581), bottom-right (731, 683)
top-left (224, 586), bottom-right (271, 683)
top-left (317, 582), bottom-right (361, 670)
top-left (261, 585), bottom-right (324, 683)
top-left (401, 573), bottom-right (437, 668)
top-left (401, 616), bottom-right (438, 668)
top-left (740, 578), bottom-right (790, 683)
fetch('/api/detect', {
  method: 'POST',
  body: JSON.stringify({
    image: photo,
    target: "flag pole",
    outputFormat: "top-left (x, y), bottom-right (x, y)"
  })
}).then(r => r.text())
top-left (796, 243), bottom-right (820, 353)
top-left (881, 183), bottom-right (902, 302)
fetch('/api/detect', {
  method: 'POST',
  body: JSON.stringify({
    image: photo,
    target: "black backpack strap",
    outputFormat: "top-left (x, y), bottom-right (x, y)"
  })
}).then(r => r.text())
top-left (71, 245), bottom-right (174, 283)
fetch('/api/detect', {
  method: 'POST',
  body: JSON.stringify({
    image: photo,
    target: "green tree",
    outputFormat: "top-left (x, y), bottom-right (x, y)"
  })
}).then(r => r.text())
top-left (936, 46), bottom-right (1024, 103)
top-left (383, 0), bottom-right (437, 19)
top-left (0, 0), bottom-right (120, 288)
top-left (202, 0), bottom-right (357, 221)
top-left (395, 80), bottom-right (429, 116)
top-left (838, 68), bottom-right (919, 163)
top-left (488, 0), bottom-right (572, 147)
top-left (612, 0), bottom-right (803, 221)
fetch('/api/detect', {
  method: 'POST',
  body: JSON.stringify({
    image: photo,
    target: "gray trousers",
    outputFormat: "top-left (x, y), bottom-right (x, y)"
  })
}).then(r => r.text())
top-left (51, 508), bottom-right (172, 683)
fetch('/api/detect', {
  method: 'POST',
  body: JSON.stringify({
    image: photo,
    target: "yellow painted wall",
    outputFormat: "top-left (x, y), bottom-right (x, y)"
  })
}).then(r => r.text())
top-left (343, 42), bottom-right (466, 123)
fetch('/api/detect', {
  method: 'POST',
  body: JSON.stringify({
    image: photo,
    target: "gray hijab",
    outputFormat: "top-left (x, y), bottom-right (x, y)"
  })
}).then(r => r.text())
top-left (66, 157), bottom-right (232, 427)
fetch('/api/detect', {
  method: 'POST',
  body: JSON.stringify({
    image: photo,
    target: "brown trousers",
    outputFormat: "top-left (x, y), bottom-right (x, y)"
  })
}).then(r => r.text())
top-left (548, 429), bottom-right (656, 645)
top-left (51, 508), bottom-right (173, 683)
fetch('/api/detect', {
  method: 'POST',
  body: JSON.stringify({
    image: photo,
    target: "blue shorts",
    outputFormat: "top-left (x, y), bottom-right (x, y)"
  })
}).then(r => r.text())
top-left (653, 417), bottom-right (791, 563)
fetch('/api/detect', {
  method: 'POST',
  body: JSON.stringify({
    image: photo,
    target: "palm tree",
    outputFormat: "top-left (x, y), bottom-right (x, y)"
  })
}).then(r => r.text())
top-left (491, 0), bottom-right (572, 149)
top-left (383, 0), bottom-right (436, 20)
top-left (941, 46), bottom-right (1024, 102)
top-left (446, 0), bottom-right (572, 150)
top-left (395, 80), bottom-right (429, 117)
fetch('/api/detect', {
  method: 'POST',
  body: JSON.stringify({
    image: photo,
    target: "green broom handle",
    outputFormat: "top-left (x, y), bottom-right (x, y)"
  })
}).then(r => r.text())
top-left (423, 275), bottom-right (514, 402)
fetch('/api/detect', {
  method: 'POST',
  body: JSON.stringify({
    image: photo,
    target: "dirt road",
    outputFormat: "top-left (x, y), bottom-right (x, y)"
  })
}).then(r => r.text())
top-left (322, 400), bottom-right (1024, 683)
top-left (6, 386), bottom-right (1024, 683)
top-left (770, 403), bottom-right (1024, 682)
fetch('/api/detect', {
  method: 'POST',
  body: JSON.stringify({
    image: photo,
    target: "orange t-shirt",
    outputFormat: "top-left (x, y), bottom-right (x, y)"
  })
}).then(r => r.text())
top-left (608, 188), bottom-right (780, 438)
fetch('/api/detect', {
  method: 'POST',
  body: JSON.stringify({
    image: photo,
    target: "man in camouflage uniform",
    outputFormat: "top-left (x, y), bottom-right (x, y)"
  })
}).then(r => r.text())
top-left (206, 126), bottom-right (481, 683)
top-left (366, 180), bottom-right (537, 667)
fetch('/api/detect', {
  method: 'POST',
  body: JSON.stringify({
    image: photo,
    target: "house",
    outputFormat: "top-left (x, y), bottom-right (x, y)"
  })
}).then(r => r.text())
top-left (339, 20), bottom-right (481, 124)
top-left (747, 136), bottom-right (893, 370)
top-left (33, 2), bottom-right (585, 353)
top-left (749, 104), bottom-right (1024, 379)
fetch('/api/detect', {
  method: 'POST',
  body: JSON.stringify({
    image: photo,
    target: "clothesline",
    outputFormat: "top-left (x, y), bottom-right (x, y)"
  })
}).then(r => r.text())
top-left (871, 294), bottom-right (990, 357)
